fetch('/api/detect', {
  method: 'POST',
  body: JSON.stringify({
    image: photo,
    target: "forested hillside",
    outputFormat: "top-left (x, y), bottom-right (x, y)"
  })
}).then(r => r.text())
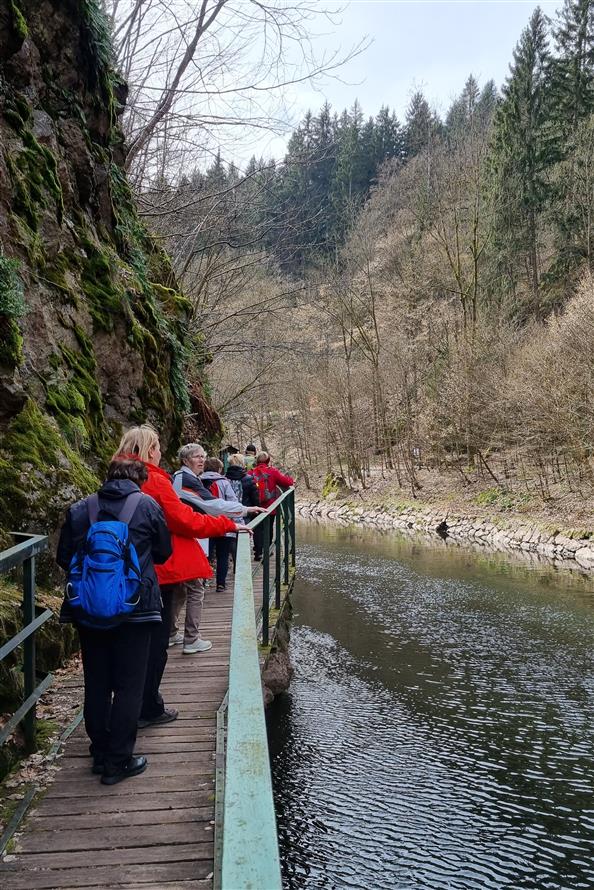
top-left (135, 1), bottom-right (593, 517)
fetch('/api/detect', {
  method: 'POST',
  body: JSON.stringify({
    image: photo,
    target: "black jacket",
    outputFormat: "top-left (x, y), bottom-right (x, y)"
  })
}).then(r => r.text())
top-left (226, 465), bottom-right (259, 507)
top-left (57, 479), bottom-right (172, 624)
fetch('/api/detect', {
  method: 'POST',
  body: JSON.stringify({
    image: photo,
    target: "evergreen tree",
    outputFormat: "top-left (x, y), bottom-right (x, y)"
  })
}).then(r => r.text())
top-left (446, 75), bottom-right (480, 138)
top-left (476, 80), bottom-right (498, 129)
top-left (404, 91), bottom-right (440, 157)
top-left (374, 105), bottom-right (404, 164)
top-left (551, 0), bottom-right (594, 136)
top-left (488, 7), bottom-right (554, 313)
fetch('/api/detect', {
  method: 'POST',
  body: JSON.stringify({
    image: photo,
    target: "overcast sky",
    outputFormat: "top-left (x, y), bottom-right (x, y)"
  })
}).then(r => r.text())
top-left (256, 0), bottom-right (558, 161)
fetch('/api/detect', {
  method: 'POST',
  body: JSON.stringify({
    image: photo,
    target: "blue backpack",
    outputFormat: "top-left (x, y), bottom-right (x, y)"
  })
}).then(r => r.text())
top-left (66, 492), bottom-right (143, 628)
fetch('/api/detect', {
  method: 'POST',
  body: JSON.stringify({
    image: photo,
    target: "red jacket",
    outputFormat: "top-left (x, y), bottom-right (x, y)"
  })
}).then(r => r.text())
top-left (141, 462), bottom-right (235, 584)
top-left (250, 464), bottom-right (295, 508)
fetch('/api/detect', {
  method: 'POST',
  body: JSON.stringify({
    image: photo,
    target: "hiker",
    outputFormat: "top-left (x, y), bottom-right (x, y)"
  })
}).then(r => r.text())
top-left (113, 425), bottom-right (244, 726)
top-left (250, 451), bottom-right (295, 561)
top-left (201, 457), bottom-right (243, 591)
top-left (226, 453), bottom-right (260, 508)
top-left (169, 443), bottom-right (263, 651)
top-left (57, 458), bottom-right (172, 785)
top-left (244, 443), bottom-right (257, 471)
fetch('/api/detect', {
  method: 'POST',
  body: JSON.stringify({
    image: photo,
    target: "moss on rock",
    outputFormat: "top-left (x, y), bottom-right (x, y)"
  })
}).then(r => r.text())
top-left (0, 254), bottom-right (25, 368)
top-left (0, 400), bottom-right (98, 531)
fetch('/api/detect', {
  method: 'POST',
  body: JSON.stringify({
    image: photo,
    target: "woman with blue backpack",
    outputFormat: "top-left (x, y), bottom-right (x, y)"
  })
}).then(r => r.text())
top-left (57, 458), bottom-right (172, 785)
top-left (113, 426), bottom-right (247, 728)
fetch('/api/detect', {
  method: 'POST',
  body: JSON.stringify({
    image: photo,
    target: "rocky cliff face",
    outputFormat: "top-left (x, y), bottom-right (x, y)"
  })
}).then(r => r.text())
top-left (0, 1), bottom-right (217, 537)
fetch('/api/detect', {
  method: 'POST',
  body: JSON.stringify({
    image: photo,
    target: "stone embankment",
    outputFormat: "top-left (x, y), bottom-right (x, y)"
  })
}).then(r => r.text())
top-left (297, 500), bottom-right (594, 571)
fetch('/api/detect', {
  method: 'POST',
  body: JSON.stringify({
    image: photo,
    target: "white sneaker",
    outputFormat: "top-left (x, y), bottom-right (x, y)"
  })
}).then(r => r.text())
top-left (168, 632), bottom-right (183, 647)
top-left (182, 639), bottom-right (213, 654)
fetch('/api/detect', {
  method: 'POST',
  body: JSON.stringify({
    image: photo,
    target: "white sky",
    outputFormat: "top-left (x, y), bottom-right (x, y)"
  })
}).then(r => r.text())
top-left (253, 0), bottom-right (558, 162)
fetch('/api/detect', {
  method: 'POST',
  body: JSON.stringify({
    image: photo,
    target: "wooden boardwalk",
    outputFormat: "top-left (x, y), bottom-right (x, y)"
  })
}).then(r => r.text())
top-left (0, 569), bottom-right (267, 890)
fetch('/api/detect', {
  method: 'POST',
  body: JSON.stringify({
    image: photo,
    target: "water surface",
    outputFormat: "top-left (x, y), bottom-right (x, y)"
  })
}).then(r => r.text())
top-left (267, 521), bottom-right (594, 890)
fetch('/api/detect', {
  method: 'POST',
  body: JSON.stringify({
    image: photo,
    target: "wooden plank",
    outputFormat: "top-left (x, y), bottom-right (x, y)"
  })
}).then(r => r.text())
top-left (17, 822), bottom-right (212, 853)
top-left (33, 790), bottom-right (212, 817)
top-left (28, 807), bottom-right (211, 830)
top-left (7, 841), bottom-right (212, 869)
top-left (1, 859), bottom-right (211, 889)
top-left (60, 743), bottom-right (215, 762)
top-left (56, 884), bottom-right (211, 890)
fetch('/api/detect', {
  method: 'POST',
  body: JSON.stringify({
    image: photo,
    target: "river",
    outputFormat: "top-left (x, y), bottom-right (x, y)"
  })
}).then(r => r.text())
top-left (266, 520), bottom-right (594, 890)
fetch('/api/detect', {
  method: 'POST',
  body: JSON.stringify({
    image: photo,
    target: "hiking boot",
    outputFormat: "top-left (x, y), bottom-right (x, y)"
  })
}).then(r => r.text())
top-left (137, 707), bottom-right (179, 729)
top-left (216, 584), bottom-right (226, 592)
top-left (183, 639), bottom-right (213, 654)
top-left (91, 755), bottom-right (104, 775)
top-left (168, 632), bottom-right (183, 647)
top-left (101, 755), bottom-right (148, 785)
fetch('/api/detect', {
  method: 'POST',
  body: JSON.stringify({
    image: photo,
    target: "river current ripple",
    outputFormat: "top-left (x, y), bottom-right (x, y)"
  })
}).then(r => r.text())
top-left (266, 523), bottom-right (594, 890)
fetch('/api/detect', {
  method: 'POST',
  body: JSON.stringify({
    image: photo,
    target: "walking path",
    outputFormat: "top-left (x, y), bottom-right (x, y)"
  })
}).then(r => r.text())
top-left (0, 572), bottom-right (262, 889)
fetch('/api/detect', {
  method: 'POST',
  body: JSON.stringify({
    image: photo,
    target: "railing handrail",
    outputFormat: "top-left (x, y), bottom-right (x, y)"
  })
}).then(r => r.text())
top-left (220, 533), bottom-right (283, 890)
top-left (219, 486), bottom-right (297, 889)
top-left (0, 533), bottom-right (48, 573)
top-left (246, 485), bottom-right (295, 530)
top-left (0, 532), bottom-right (51, 753)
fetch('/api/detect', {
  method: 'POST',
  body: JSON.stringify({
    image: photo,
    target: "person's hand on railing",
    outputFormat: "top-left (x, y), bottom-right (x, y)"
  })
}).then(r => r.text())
top-left (235, 524), bottom-right (254, 536)
top-left (246, 506), bottom-right (267, 514)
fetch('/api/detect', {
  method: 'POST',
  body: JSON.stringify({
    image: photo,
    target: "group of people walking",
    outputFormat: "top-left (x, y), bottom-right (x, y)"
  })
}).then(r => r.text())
top-left (57, 426), bottom-right (294, 786)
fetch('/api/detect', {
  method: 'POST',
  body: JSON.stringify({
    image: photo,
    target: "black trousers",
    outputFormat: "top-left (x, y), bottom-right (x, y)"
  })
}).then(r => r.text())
top-left (78, 622), bottom-right (151, 770)
top-left (214, 537), bottom-right (233, 587)
top-left (254, 513), bottom-right (276, 560)
top-left (140, 584), bottom-right (174, 720)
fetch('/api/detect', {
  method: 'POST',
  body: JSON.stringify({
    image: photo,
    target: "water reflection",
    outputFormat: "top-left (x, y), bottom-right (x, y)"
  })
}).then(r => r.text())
top-left (267, 521), bottom-right (594, 890)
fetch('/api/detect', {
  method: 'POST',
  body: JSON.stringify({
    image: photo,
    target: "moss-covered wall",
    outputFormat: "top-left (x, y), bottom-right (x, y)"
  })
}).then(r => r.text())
top-left (0, 0), bottom-right (219, 538)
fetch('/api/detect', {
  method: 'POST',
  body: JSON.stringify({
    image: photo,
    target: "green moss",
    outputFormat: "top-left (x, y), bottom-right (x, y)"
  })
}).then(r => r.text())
top-left (0, 317), bottom-right (23, 367)
top-left (0, 254), bottom-right (25, 316)
top-left (7, 132), bottom-right (64, 230)
top-left (322, 472), bottom-right (340, 499)
top-left (78, 233), bottom-right (125, 330)
top-left (9, 0), bottom-right (28, 42)
top-left (0, 255), bottom-right (25, 367)
top-left (3, 92), bottom-right (32, 134)
top-left (44, 325), bottom-right (110, 456)
top-left (152, 282), bottom-right (192, 315)
top-left (0, 400), bottom-right (99, 531)
top-left (9, 214), bottom-right (45, 268)
top-left (474, 487), bottom-right (530, 512)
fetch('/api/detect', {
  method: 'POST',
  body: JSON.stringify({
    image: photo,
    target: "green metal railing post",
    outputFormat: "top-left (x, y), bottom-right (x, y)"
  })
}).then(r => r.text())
top-left (283, 499), bottom-right (290, 586)
top-left (274, 510), bottom-right (281, 609)
top-left (262, 516), bottom-right (270, 646)
top-left (22, 555), bottom-right (36, 753)
top-left (290, 489), bottom-right (296, 568)
top-left (0, 534), bottom-right (51, 754)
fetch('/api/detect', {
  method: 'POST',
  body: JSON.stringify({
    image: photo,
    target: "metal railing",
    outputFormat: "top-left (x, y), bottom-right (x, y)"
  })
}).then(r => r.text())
top-left (248, 487), bottom-right (296, 645)
top-left (218, 487), bottom-right (296, 890)
top-left (0, 533), bottom-right (52, 752)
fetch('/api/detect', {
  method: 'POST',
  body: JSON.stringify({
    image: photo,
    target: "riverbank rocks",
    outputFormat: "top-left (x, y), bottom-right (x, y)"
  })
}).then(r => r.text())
top-left (296, 500), bottom-right (594, 572)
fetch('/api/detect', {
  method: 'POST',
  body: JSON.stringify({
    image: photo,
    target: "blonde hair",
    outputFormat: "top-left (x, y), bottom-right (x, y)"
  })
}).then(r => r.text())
top-left (256, 451), bottom-right (270, 464)
top-left (114, 425), bottom-right (159, 462)
top-left (228, 453), bottom-right (245, 468)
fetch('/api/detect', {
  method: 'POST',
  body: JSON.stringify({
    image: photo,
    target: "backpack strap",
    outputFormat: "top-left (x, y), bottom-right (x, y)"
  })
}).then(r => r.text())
top-left (87, 494), bottom-right (100, 525)
top-left (118, 491), bottom-right (143, 525)
top-left (88, 491), bottom-right (142, 526)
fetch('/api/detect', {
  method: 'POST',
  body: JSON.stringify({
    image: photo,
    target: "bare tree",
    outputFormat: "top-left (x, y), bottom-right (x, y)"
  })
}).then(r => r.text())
top-left (102, 0), bottom-right (366, 186)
